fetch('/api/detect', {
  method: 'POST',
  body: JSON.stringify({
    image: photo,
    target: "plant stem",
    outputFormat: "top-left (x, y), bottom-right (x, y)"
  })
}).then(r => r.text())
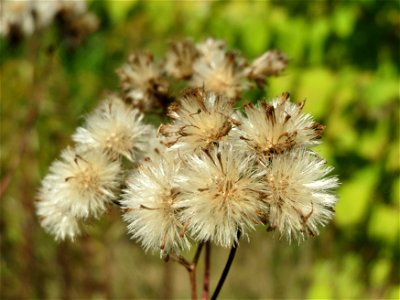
top-left (189, 243), bottom-right (204, 300)
top-left (202, 241), bottom-right (211, 300)
top-left (210, 231), bottom-right (241, 300)
top-left (162, 259), bottom-right (173, 299)
top-left (170, 243), bottom-right (204, 300)
top-left (193, 242), bottom-right (204, 265)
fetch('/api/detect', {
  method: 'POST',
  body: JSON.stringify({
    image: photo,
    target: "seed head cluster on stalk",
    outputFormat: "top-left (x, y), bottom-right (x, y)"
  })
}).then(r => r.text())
top-left (37, 38), bottom-right (338, 262)
top-left (1, 0), bottom-right (98, 43)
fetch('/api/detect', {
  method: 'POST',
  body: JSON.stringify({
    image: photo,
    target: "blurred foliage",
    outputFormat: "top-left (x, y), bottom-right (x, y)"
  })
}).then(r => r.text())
top-left (1, 0), bottom-right (399, 299)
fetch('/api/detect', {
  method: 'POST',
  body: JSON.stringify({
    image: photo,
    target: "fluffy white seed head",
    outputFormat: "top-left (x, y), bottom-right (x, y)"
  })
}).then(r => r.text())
top-left (73, 96), bottom-right (153, 161)
top-left (191, 52), bottom-right (248, 99)
top-left (191, 38), bottom-right (249, 99)
top-left (195, 37), bottom-right (226, 66)
top-left (36, 200), bottom-right (80, 241)
top-left (245, 50), bottom-right (288, 84)
top-left (0, 0), bottom-right (96, 38)
top-left (37, 147), bottom-right (122, 220)
top-left (176, 144), bottom-right (267, 247)
top-left (142, 126), bottom-right (171, 162)
top-left (0, 1), bottom-right (35, 37)
top-left (159, 88), bottom-right (238, 154)
top-left (234, 92), bottom-right (324, 158)
top-left (117, 52), bottom-right (168, 111)
top-left (121, 155), bottom-right (190, 256)
top-left (260, 148), bottom-right (338, 241)
top-left (164, 39), bottom-right (199, 80)
top-left (36, 147), bottom-right (122, 241)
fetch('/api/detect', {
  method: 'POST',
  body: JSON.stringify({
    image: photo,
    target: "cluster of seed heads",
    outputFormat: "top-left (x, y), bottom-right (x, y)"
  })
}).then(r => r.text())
top-left (37, 38), bottom-right (338, 258)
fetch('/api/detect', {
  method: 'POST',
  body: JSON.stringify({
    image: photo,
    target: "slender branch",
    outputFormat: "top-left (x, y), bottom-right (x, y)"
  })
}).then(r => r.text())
top-left (169, 254), bottom-right (191, 272)
top-left (210, 231), bottom-right (241, 300)
top-left (202, 241), bottom-right (211, 300)
top-left (189, 264), bottom-right (197, 300)
top-left (162, 259), bottom-right (173, 299)
top-left (193, 242), bottom-right (204, 265)
top-left (169, 243), bottom-right (205, 300)
top-left (189, 243), bottom-right (204, 300)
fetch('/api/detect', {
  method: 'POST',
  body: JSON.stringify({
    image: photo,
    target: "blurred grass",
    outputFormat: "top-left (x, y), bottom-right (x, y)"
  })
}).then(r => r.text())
top-left (1, 0), bottom-right (399, 299)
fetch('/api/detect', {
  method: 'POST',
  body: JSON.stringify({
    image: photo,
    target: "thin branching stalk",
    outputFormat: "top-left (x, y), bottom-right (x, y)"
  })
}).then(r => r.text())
top-left (189, 243), bottom-right (204, 300)
top-left (211, 231), bottom-right (241, 300)
top-left (202, 241), bottom-right (211, 300)
top-left (193, 242), bottom-right (204, 265)
top-left (170, 243), bottom-right (204, 300)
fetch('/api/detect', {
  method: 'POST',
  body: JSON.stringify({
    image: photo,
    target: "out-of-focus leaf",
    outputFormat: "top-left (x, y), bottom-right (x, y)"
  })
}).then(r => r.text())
top-left (275, 16), bottom-right (307, 61)
top-left (297, 68), bottom-right (336, 118)
top-left (333, 68), bottom-right (357, 108)
top-left (388, 286), bottom-right (400, 300)
top-left (313, 143), bottom-right (333, 165)
top-left (336, 255), bottom-right (363, 299)
top-left (335, 165), bottom-right (379, 227)
top-left (386, 141), bottom-right (400, 172)
top-left (309, 18), bottom-right (330, 65)
top-left (332, 6), bottom-right (358, 38)
top-left (105, 0), bottom-right (138, 24)
top-left (363, 76), bottom-right (398, 108)
top-left (370, 258), bottom-right (391, 288)
top-left (307, 261), bottom-right (333, 299)
top-left (239, 17), bottom-right (270, 57)
top-left (357, 119), bottom-right (389, 160)
top-left (392, 176), bottom-right (400, 206)
top-left (145, 1), bottom-right (175, 34)
top-left (209, 16), bottom-right (234, 44)
top-left (368, 204), bottom-right (399, 245)
top-left (266, 72), bottom-right (295, 98)
top-left (3, 199), bottom-right (24, 245)
top-left (179, 2), bottom-right (210, 37)
top-left (326, 110), bottom-right (358, 152)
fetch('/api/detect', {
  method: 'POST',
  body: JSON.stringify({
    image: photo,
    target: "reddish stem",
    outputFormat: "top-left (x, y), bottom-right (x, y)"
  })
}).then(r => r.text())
top-left (170, 243), bottom-right (204, 300)
top-left (202, 241), bottom-right (211, 300)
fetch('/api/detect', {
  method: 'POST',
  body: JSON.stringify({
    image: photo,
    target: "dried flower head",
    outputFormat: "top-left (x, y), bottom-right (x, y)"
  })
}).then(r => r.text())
top-left (121, 155), bottom-right (190, 256)
top-left (0, 1), bottom-right (35, 37)
top-left (190, 51), bottom-right (248, 99)
top-left (37, 147), bottom-right (121, 220)
top-left (260, 148), bottom-right (338, 241)
top-left (164, 39), bottom-right (199, 80)
top-left (36, 147), bottom-right (122, 241)
top-left (0, 0), bottom-right (97, 40)
top-left (191, 38), bottom-right (248, 99)
top-left (53, 1), bottom-right (99, 44)
top-left (73, 96), bottom-right (152, 161)
top-left (176, 144), bottom-right (267, 247)
top-left (195, 37), bottom-right (226, 66)
top-left (117, 52), bottom-right (169, 111)
top-left (142, 126), bottom-right (170, 162)
top-left (245, 50), bottom-right (288, 85)
top-left (235, 92), bottom-right (324, 158)
top-left (159, 88), bottom-right (238, 154)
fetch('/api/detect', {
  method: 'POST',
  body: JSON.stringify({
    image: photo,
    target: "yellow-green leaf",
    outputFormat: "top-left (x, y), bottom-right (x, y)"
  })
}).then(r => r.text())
top-left (335, 166), bottom-right (379, 227)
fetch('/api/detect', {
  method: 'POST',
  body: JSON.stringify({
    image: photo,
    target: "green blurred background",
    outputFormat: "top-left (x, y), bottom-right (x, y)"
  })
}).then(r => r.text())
top-left (1, 1), bottom-right (399, 299)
